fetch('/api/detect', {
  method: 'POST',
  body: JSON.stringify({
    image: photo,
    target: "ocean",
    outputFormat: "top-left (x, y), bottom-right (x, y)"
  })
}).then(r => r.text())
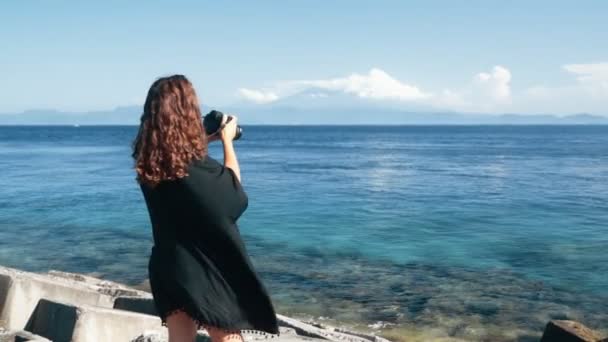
top-left (1, 125), bottom-right (607, 341)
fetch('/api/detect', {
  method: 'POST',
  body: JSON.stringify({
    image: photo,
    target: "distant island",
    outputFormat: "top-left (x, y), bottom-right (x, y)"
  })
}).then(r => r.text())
top-left (1, 106), bottom-right (607, 125)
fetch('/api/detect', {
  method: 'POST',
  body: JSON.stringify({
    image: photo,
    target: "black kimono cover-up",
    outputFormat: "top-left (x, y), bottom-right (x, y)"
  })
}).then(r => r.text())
top-left (139, 155), bottom-right (280, 337)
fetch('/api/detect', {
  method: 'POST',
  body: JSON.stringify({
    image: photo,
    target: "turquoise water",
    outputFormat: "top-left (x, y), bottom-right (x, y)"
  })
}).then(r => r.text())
top-left (1, 125), bottom-right (607, 341)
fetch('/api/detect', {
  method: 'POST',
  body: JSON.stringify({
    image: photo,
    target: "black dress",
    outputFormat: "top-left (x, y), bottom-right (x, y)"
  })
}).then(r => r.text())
top-left (139, 155), bottom-right (280, 337)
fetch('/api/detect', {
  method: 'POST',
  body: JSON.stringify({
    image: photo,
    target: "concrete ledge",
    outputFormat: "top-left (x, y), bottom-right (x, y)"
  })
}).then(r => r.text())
top-left (0, 266), bottom-right (153, 330)
top-left (0, 266), bottom-right (390, 342)
top-left (276, 314), bottom-right (391, 342)
top-left (113, 295), bottom-right (156, 316)
top-left (25, 299), bottom-right (165, 342)
top-left (0, 273), bottom-right (13, 327)
top-left (0, 328), bottom-right (52, 342)
top-left (131, 331), bottom-right (214, 342)
top-left (114, 297), bottom-right (388, 342)
top-left (46, 271), bottom-right (149, 298)
top-left (0, 266), bottom-right (114, 330)
top-left (131, 327), bottom-right (316, 342)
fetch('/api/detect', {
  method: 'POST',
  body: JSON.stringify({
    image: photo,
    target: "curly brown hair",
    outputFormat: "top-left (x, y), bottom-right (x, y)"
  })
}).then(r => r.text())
top-left (132, 75), bottom-right (207, 187)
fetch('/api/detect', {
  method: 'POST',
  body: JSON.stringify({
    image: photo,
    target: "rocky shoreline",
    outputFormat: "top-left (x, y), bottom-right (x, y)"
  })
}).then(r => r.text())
top-left (1, 265), bottom-right (606, 342)
top-left (0, 265), bottom-right (391, 342)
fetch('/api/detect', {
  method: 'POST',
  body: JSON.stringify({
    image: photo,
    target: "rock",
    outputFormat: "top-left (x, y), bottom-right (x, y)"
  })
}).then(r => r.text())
top-left (25, 298), bottom-right (165, 342)
top-left (540, 320), bottom-right (606, 342)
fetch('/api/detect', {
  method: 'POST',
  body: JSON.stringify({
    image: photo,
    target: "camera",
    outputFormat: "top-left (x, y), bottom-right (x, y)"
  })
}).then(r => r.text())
top-left (203, 110), bottom-right (242, 141)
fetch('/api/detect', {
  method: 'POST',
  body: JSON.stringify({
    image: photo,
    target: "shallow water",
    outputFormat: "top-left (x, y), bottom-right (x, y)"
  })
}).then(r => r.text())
top-left (1, 125), bottom-right (607, 341)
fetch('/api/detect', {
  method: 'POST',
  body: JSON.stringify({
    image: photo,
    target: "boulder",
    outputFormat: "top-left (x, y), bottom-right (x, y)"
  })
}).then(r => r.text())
top-left (540, 320), bottom-right (606, 342)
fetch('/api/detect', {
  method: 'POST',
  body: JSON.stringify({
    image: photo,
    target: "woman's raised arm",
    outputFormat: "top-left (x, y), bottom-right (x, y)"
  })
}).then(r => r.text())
top-left (220, 116), bottom-right (241, 183)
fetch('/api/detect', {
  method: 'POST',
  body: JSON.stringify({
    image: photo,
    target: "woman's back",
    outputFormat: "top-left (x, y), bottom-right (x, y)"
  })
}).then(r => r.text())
top-left (140, 156), bottom-right (248, 248)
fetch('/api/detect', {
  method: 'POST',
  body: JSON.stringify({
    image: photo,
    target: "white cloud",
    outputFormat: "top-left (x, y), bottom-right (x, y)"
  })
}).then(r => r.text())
top-left (435, 89), bottom-right (470, 109)
top-left (434, 65), bottom-right (513, 112)
top-left (515, 62), bottom-right (608, 114)
top-left (236, 64), bottom-right (608, 115)
top-left (237, 88), bottom-right (279, 104)
top-left (237, 68), bottom-right (430, 104)
top-left (237, 66), bottom-right (514, 113)
top-left (562, 62), bottom-right (608, 96)
top-left (294, 68), bottom-right (431, 101)
top-left (474, 65), bottom-right (512, 102)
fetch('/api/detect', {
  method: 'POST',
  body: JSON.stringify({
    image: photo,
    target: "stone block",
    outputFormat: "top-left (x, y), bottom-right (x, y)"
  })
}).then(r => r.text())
top-left (25, 298), bottom-right (165, 342)
top-left (0, 266), bottom-right (115, 330)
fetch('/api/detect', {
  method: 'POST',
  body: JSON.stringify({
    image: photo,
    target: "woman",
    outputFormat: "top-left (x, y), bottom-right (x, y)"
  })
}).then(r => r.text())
top-left (132, 75), bottom-right (280, 342)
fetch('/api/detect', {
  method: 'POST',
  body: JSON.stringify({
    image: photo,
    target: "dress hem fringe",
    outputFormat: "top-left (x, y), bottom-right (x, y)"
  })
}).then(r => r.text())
top-left (160, 306), bottom-right (281, 339)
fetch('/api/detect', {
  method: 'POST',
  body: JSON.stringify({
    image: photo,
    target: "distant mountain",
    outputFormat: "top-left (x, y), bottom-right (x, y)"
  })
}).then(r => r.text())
top-left (227, 89), bottom-right (608, 124)
top-left (0, 106), bottom-right (142, 125)
top-left (252, 87), bottom-right (438, 112)
top-left (1, 104), bottom-right (607, 125)
top-left (226, 106), bottom-right (608, 125)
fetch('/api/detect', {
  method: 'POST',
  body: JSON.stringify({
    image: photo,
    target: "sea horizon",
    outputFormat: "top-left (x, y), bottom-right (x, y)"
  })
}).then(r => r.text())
top-left (2, 123), bottom-right (608, 127)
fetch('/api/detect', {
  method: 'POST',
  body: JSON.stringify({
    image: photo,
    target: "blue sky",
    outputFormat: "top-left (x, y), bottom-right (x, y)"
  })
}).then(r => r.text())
top-left (1, 0), bottom-right (607, 115)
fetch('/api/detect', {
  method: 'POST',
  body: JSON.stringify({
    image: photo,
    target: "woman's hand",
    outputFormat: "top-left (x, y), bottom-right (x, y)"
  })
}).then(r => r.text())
top-left (220, 115), bottom-right (238, 143)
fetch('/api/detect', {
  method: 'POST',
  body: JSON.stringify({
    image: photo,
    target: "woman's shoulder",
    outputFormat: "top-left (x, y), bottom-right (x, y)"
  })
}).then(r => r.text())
top-left (189, 155), bottom-right (224, 175)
